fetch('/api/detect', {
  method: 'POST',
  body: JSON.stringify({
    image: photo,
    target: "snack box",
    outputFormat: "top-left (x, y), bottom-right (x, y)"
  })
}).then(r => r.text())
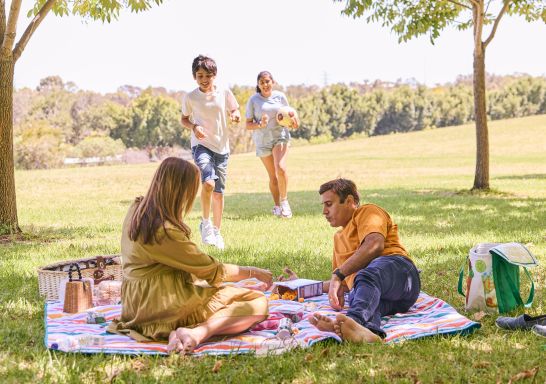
top-left (274, 279), bottom-right (323, 301)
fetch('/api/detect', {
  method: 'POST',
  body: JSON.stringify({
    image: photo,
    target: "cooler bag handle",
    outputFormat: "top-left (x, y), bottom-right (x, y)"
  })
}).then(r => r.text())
top-left (457, 257), bottom-right (468, 297)
top-left (523, 267), bottom-right (535, 308)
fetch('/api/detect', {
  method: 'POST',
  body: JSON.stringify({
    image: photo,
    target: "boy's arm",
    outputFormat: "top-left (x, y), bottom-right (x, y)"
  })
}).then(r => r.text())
top-left (181, 115), bottom-right (206, 139)
top-left (226, 89), bottom-right (240, 123)
top-left (229, 108), bottom-right (241, 123)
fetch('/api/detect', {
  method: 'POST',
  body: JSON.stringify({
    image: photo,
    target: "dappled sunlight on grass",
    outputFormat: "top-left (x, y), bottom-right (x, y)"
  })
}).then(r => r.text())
top-left (2, 116), bottom-right (546, 382)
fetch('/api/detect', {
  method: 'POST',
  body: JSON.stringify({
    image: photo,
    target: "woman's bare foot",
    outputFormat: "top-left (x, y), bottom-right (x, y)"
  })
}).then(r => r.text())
top-left (309, 313), bottom-right (336, 333)
top-left (166, 327), bottom-right (200, 355)
top-left (167, 330), bottom-right (183, 352)
top-left (335, 314), bottom-right (382, 343)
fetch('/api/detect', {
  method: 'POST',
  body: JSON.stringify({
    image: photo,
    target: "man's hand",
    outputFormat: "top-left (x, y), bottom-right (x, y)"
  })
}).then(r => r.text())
top-left (328, 275), bottom-right (345, 311)
top-left (193, 125), bottom-right (206, 139)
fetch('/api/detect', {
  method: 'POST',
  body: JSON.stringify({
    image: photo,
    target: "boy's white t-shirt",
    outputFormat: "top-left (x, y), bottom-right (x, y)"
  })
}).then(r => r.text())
top-left (181, 85), bottom-right (239, 155)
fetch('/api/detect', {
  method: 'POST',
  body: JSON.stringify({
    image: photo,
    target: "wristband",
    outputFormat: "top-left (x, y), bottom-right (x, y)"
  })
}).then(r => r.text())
top-left (333, 268), bottom-right (346, 281)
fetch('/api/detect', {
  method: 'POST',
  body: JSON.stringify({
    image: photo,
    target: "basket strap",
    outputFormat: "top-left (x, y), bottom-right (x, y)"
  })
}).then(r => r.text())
top-left (67, 263), bottom-right (82, 282)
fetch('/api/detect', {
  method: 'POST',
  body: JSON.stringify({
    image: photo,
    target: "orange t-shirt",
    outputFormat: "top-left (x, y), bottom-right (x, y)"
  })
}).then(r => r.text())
top-left (332, 204), bottom-right (410, 289)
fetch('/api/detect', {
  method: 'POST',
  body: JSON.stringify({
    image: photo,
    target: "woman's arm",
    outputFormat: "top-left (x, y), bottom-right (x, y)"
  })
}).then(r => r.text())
top-left (224, 263), bottom-right (273, 289)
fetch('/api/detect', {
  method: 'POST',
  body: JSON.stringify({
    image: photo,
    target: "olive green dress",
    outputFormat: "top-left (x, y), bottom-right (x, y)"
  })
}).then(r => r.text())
top-left (107, 205), bottom-right (268, 341)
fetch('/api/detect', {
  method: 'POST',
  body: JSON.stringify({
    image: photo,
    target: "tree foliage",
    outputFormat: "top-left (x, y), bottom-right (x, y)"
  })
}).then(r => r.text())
top-left (332, 0), bottom-right (546, 190)
top-left (336, 0), bottom-right (545, 43)
top-left (1, 0), bottom-right (165, 233)
top-left (13, 74), bottom-right (546, 169)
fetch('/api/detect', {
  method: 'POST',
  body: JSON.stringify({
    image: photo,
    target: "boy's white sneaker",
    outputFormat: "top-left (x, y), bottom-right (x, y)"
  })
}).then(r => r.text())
top-left (280, 199), bottom-right (292, 219)
top-left (272, 206), bottom-right (282, 217)
top-left (213, 227), bottom-right (224, 250)
top-left (199, 219), bottom-right (216, 246)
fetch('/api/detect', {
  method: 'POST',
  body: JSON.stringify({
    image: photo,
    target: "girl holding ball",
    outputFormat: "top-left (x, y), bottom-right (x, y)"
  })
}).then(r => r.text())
top-left (246, 71), bottom-right (299, 218)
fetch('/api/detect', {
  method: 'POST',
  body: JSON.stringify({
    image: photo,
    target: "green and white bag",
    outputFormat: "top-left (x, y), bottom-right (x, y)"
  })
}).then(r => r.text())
top-left (458, 242), bottom-right (538, 313)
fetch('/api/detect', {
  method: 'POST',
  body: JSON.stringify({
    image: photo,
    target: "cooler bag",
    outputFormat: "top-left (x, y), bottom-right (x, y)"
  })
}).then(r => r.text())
top-left (458, 242), bottom-right (538, 313)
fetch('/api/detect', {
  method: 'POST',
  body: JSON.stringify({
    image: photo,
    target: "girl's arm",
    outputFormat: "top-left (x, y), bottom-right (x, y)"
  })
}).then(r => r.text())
top-left (246, 116), bottom-right (268, 131)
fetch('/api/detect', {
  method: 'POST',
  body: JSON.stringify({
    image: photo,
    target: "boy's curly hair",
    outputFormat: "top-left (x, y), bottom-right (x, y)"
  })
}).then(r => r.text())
top-left (192, 55), bottom-right (217, 77)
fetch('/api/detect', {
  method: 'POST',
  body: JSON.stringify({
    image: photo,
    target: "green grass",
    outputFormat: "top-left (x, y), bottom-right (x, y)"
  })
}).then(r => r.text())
top-left (2, 114), bottom-right (546, 383)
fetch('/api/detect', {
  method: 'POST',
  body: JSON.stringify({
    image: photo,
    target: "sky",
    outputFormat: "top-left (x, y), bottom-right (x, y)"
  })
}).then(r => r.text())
top-left (12, 0), bottom-right (546, 94)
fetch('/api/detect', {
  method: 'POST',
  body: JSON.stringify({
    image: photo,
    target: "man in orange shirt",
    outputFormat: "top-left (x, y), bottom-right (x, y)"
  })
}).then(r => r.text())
top-left (309, 178), bottom-right (420, 343)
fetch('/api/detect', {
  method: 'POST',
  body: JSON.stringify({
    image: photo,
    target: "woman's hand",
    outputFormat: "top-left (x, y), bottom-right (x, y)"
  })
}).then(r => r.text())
top-left (259, 114), bottom-right (269, 128)
top-left (277, 267), bottom-right (298, 282)
top-left (290, 116), bottom-right (300, 129)
top-left (249, 267), bottom-right (273, 289)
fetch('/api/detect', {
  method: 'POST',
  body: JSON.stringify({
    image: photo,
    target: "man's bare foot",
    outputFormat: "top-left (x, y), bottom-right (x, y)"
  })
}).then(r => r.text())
top-left (166, 327), bottom-right (200, 355)
top-left (335, 314), bottom-right (382, 343)
top-left (309, 313), bottom-right (336, 333)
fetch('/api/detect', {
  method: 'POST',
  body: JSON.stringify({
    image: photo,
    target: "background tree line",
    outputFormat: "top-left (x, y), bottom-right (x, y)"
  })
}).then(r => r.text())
top-left (13, 74), bottom-right (546, 169)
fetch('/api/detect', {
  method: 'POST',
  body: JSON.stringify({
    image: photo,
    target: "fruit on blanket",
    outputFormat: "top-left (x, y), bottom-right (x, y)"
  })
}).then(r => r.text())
top-left (276, 106), bottom-right (298, 128)
top-left (298, 298), bottom-right (305, 303)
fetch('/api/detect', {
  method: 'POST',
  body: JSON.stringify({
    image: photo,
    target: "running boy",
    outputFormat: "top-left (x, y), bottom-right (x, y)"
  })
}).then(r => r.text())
top-left (181, 55), bottom-right (240, 250)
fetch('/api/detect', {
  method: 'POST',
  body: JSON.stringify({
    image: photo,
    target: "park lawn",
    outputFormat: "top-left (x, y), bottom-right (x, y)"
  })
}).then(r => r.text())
top-left (1, 114), bottom-right (545, 383)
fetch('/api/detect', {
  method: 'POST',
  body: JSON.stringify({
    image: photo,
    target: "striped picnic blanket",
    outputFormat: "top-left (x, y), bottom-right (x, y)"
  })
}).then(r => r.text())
top-left (45, 291), bottom-right (480, 356)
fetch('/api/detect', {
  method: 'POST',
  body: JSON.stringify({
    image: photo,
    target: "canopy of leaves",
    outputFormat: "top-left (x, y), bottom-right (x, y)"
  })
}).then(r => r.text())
top-left (28, 0), bottom-right (164, 22)
top-left (335, 0), bottom-right (546, 43)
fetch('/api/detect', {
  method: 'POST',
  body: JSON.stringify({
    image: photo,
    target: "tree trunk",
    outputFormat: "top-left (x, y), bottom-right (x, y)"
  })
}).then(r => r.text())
top-left (0, 55), bottom-right (20, 234)
top-left (472, 42), bottom-right (490, 190)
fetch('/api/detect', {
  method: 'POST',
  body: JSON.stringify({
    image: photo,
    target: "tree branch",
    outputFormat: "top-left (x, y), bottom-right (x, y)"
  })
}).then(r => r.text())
top-left (13, 0), bottom-right (55, 62)
top-left (1, 0), bottom-right (21, 55)
top-left (446, 0), bottom-right (472, 10)
top-left (1, 1), bottom-right (6, 49)
top-left (472, 1), bottom-right (484, 54)
top-left (483, 0), bottom-right (511, 48)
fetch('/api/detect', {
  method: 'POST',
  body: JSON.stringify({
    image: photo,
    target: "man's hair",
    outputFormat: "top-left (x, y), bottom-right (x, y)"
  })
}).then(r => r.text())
top-left (319, 178), bottom-right (360, 205)
top-left (192, 55), bottom-right (217, 77)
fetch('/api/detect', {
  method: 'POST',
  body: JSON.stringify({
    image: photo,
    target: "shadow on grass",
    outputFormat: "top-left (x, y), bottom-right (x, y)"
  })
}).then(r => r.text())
top-left (218, 188), bottom-right (546, 238)
top-left (2, 187), bottom-right (544, 312)
top-left (5, 186), bottom-right (545, 256)
top-left (494, 173), bottom-right (546, 180)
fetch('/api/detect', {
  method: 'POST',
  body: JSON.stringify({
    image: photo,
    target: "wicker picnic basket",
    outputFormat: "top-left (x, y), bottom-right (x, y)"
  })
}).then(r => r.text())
top-left (37, 254), bottom-right (123, 301)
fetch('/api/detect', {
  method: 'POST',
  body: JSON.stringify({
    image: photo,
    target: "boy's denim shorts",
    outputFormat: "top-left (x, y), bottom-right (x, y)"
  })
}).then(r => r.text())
top-left (191, 145), bottom-right (229, 194)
